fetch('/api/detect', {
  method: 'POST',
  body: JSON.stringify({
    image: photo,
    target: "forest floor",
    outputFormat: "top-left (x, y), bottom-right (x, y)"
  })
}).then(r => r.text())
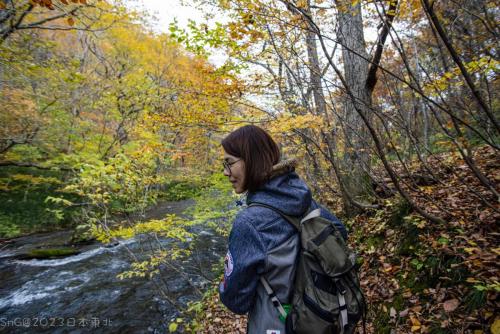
top-left (188, 146), bottom-right (499, 333)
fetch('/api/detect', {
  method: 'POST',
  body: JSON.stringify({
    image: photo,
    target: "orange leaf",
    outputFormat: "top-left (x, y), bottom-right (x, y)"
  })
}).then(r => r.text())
top-left (67, 17), bottom-right (75, 26)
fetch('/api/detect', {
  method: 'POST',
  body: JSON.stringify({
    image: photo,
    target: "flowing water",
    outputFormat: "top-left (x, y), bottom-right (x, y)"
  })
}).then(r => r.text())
top-left (0, 199), bottom-right (227, 333)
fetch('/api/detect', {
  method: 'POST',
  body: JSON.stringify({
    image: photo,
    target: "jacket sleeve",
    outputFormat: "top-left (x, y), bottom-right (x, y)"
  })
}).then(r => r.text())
top-left (219, 214), bottom-right (266, 314)
top-left (313, 201), bottom-right (348, 240)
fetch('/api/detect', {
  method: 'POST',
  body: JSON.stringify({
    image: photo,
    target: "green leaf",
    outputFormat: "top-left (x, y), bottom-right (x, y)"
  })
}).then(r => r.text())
top-left (168, 322), bottom-right (178, 332)
top-left (438, 237), bottom-right (449, 245)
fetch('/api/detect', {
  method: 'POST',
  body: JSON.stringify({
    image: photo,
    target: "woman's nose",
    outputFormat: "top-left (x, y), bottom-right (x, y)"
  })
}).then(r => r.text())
top-left (223, 168), bottom-right (230, 177)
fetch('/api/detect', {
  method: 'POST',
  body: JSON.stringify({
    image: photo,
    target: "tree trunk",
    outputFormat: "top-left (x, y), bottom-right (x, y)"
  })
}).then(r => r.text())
top-left (336, 0), bottom-right (374, 215)
top-left (304, 5), bottom-right (355, 211)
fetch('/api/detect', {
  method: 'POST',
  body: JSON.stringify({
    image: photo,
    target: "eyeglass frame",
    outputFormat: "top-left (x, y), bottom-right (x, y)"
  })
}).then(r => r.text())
top-left (223, 159), bottom-right (241, 175)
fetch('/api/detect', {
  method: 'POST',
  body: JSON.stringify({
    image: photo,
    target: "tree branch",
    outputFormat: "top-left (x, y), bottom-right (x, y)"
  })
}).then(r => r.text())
top-left (0, 3), bottom-right (33, 43)
top-left (366, 0), bottom-right (398, 93)
top-left (421, 0), bottom-right (500, 134)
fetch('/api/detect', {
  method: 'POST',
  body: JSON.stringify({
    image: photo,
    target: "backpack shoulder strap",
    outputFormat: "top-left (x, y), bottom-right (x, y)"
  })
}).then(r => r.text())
top-left (248, 202), bottom-right (302, 230)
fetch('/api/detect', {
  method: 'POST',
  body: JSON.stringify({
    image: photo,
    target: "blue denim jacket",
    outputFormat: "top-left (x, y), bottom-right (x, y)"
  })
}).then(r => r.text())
top-left (219, 171), bottom-right (347, 331)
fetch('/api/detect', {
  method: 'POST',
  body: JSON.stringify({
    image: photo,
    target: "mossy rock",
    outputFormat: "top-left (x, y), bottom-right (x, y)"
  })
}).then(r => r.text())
top-left (22, 247), bottom-right (80, 259)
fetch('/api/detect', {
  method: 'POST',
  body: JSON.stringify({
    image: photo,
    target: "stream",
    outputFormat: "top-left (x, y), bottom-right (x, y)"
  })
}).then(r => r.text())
top-left (0, 199), bottom-right (228, 333)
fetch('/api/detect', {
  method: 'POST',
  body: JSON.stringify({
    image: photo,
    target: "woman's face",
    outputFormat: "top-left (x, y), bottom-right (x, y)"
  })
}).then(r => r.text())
top-left (223, 151), bottom-right (246, 194)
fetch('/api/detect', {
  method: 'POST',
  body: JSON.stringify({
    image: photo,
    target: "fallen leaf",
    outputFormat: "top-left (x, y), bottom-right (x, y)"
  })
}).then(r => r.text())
top-left (491, 317), bottom-right (500, 334)
top-left (168, 323), bottom-right (178, 332)
top-left (411, 305), bottom-right (423, 313)
top-left (410, 315), bottom-right (421, 326)
top-left (390, 307), bottom-right (396, 318)
top-left (443, 299), bottom-right (459, 312)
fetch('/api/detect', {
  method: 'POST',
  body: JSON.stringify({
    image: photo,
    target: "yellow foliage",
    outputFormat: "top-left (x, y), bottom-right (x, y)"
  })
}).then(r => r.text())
top-left (269, 113), bottom-right (325, 133)
top-left (92, 214), bottom-right (193, 244)
top-left (422, 56), bottom-right (499, 95)
top-left (11, 174), bottom-right (61, 185)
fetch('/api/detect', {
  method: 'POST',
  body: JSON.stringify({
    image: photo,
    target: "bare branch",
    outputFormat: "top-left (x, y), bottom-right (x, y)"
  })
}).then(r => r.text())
top-left (366, 0), bottom-right (398, 93)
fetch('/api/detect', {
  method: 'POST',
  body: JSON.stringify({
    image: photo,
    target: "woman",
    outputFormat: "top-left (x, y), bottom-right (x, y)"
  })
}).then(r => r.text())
top-left (219, 125), bottom-right (347, 333)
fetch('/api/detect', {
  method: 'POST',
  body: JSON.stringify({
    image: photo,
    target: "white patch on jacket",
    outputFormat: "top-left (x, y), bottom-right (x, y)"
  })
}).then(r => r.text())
top-left (224, 251), bottom-right (234, 277)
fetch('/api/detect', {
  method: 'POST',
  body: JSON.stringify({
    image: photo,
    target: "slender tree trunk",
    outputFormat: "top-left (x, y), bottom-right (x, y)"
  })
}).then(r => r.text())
top-left (336, 0), bottom-right (374, 215)
top-left (304, 6), bottom-right (359, 212)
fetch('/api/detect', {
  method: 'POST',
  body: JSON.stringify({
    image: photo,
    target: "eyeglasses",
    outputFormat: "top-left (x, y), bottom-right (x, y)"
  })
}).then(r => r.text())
top-left (223, 159), bottom-right (241, 175)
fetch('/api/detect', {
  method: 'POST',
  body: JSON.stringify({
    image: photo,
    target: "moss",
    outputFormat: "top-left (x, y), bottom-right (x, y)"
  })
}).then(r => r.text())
top-left (371, 293), bottom-right (408, 333)
top-left (421, 256), bottom-right (441, 288)
top-left (392, 293), bottom-right (405, 311)
top-left (366, 235), bottom-right (384, 248)
top-left (397, 254), bottom-right (468, 298)
top-left (350, 222), bottom-right (365, 242)
top-left (388, 198), bottom-right (412, 227)
top-left (412, 279), bottom-right (431, 294)
top-left (25, 247), bottom-right (79, 259)
top-left (429, 325), bottom-right (454, 334)
top-left (396, 225), bottom-right (420, 256)
top-left (395, 214), bottom-right (422, 257)
top-left (397, 270), bottom-right (427, 294)
top-left (397, 236), bottom-right (418, 256)
top-left (444, 257), bottom-right (468, 286)
top-left (355, 256), bottom-right (365, 268)
top-left (372, 307), bottom-right (391, 334)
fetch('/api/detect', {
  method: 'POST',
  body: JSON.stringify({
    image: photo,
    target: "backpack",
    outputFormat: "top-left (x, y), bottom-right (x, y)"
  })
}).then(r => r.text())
top-left (249, 203), bottom-right (366, 334)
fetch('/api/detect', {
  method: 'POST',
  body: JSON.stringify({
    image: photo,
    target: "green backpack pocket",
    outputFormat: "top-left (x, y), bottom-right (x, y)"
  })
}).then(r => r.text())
top-left (306, 222), bottom-right (354, 277)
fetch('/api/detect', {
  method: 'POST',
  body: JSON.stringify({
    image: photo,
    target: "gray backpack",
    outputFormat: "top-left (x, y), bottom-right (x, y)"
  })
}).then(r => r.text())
top-left (250, 203), bottom-right (366, 334)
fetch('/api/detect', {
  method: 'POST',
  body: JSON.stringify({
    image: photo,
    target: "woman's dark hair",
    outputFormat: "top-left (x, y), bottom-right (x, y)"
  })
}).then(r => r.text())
top-left (221, 125), bottom-right (280, 192)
